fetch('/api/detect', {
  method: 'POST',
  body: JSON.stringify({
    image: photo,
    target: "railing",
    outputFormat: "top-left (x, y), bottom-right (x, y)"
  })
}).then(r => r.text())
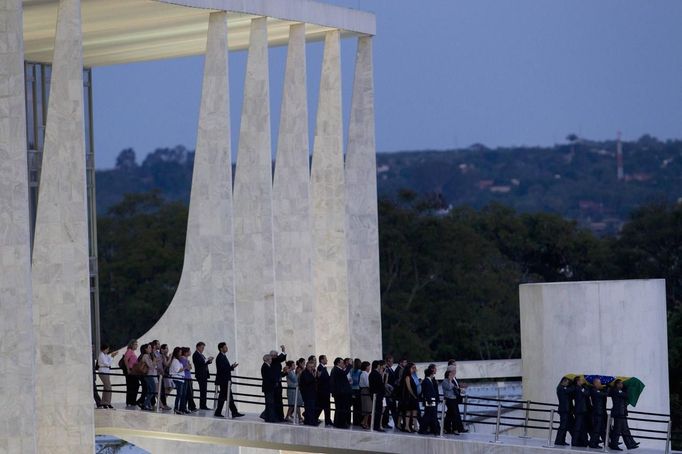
top-left (94, 368), bottom-right (680, 452)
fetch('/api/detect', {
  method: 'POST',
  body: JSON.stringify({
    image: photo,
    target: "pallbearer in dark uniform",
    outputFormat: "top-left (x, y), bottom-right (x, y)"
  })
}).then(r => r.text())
top-left (608, 380), bottom-right (639, 451)
top-left (572, 376), bottom-right (590, 447)
top-left (300, 360), bottom-right (319, 426)
top-left (417, 365), bottom-right (440, 435)
top-left (554, 377), bottom-right (574, 446)
top-left (589, 377), bottom-right (607, 448)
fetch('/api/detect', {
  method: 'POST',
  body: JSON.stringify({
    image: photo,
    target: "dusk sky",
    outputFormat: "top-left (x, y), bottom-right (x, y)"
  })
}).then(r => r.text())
top-left (92, 0), bottom-right (682, 169)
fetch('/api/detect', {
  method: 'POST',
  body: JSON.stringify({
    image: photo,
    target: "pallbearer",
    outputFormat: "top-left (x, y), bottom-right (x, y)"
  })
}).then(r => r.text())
top-left (554, 377), bottom-right (574, 446)
top-left (589, 377), bottom-right (607, 448)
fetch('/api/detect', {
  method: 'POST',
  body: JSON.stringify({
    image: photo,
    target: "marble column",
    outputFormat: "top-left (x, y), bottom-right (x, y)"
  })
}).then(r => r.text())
top-left (233, 17), bottom-right (276, 379)
top-left (345, 36), bottom-right (382, 361)
top-left (130, 12), bottom-right (236, 358)
top-left (0, 1), bottom-right (37, 452)
top-left (31, 0), bottom-right (95, 452)
top-left (311, 30), bottom-right (350, 358)
top-left (273, 23), bottom-right (314, 358)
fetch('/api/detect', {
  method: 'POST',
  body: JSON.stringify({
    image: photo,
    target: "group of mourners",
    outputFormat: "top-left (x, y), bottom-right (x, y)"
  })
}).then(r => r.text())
top-left (556, 376), bottom-right (639, 450)
top-left (96, 340), bottom-right (469, 437)
top-left (260, 350), bottom-right (467, 436)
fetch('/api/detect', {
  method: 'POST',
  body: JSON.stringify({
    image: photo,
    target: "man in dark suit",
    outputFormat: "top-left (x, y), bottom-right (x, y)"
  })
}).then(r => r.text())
top-left (609, 380), bottom-right (639, 451)
top-left (330, 357), bottom-right (352, 429)
top-left (260, 354), bottom-right (277, 422)
top-left (589, 378), bottom-right (607, 448)
top-left (269, 346), bottom-right (287, 422)
top-left (381, 355), bottom-right (397, 429)
top-left (316, 355), bottom-right (332, 425)
top-left (572, 376), bottom-right (590, 447)
top-left (369, 360), bottom-right (386, 432)
top-left (418, 365), bottom-right (440, 435)
top-left (555, 377), bottom-right (574, 446)
top-left (299, 360), bottom-right (319, 426)
top-left (214, 342), bottom-right (243, 418)
top-left (193, 342), bottom-right (214, 410)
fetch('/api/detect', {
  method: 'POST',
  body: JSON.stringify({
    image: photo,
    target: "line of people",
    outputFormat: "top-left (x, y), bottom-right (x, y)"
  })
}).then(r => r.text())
top-left (555, 376), bottom-right (639, 450)
top-left (259, 351), bottom-right (468, 437)
top-left (96, 340), bottom-right (470, 437)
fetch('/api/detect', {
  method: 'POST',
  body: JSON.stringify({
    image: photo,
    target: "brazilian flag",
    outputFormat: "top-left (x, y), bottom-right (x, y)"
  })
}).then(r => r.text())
top-left (562, 374), bottom-right (645, 407)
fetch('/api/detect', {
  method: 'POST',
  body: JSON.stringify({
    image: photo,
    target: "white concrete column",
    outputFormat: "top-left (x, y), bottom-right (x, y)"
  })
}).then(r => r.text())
top-left (233, 17), bottom-right (276, 379)
top-left (128, 12), bottom-right (236, 359)
top-left (520, 279), bottom-right (670, 448)
top-left (31, 0), bottom-right (95, 452)
top-left (311, 29), bottom-right (350, 358)
top-left (273, 23), bottom-right (314, 358)
top-left (345, 36), bottom-right (382, 361)
top-left (0, 1), bottom-right (37, 452)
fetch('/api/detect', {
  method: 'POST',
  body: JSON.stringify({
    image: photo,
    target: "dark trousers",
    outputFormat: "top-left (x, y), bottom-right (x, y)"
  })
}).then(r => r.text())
top-left (214, 383), bottom-right (238, 416)
top-left (610, 416), bottom-right (637, 449)
top-left (444, 398), bottom-right (464, 433)
top-left (572, 413), bottom-right (588, 446)
top-left (382, 396), bottom-right (398, 427)
top-left (303, 395), bottom-right (318, 426)
top-left (555, 411), bottom-right (569, 445)
top-left (333, 393), bottom-right (350, 428)
top-left (418, 406), bottom-right (440, 435)
top-left (274, 386), bottom-right (285, 421)
top-left (352, 389), bottom-right (362, 425)
top-left (185, 379), bottom-right (196, 411)
top-left (373, 394), bottom-right (384, 430)
top-left (316, 393), bottom-right (331, 423)
top-left (197, 378), bottom-right (209, 408)
top-left (590, 413), bottom-right (605, 447)
top-left (262, 391), bottom-right (277, 422)
top-left (125, 374), bottom-right (139, 406)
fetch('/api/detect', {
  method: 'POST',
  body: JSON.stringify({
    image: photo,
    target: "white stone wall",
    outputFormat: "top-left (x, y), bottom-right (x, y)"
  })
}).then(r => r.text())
top-left (31, 0), bottom-right (95, 452)
top-left (520, 279), bottom-right (670, 447)
top-left (233, 17), bottom-right (277, 379)
top-left (345, 36), bottom-right (382, 361)
top-left (0, 0), bottom-right (37, 451)
top-left (273, 23), bottom-right (315, 359)
top-left (311, 30), bottom-right (350, 359)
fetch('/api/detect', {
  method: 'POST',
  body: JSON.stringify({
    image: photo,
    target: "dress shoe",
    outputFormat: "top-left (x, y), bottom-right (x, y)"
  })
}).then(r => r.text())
top-left (555, 442), bottom-right (569, 446)
top-left (232, 413), bottom-right (245, 418)
top-left (609, 446), bottom-right (623, 451)
top-left (200, 406), bottom-right (211, 411)
top-left (374, 428), bottom-right (386, 433)
top-left (214, 414), bottom-right (225, 418)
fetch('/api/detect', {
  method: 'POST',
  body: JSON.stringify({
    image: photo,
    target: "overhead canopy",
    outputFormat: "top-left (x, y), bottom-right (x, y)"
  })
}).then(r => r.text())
top-left (22, 0), bottom-right (376, 67)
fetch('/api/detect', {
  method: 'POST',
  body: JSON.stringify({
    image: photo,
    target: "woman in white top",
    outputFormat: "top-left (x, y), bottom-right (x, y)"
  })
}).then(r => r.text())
top-left (98, 344), bottom-right (118, 409)
top-left (358, 361), bottom-right (372, 429)
top-left (169, 347), bottom-right (187, 414)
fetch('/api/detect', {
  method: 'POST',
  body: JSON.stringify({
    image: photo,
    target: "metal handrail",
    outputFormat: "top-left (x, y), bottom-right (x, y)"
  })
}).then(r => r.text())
top-left (93, 369), bottom-right (677, 449)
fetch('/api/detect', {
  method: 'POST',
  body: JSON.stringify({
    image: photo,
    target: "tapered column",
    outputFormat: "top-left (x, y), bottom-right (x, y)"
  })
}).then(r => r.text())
top-left (311, 30), bottom-right (350, 357)
top-left (233, 17), bottom-right (276, 378)
top-left (0, 1), bottom-right (37, 452)
top-left (346, 36), bottom-right (382, 360)
top-left (31, 0), bottom-right (94, 452)
top-left (273, 24), bottom-right (314, 358)
top-left (131, 12), bottom-right (235, 354)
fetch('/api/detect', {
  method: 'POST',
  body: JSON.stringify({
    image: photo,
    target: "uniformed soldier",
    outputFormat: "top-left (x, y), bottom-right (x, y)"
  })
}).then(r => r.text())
top-left (572, 376), bottom-right (590, 447)
top-left (608, 380), bottom-right (639, 451)
top-left (589, 377), bottom-right (607, 448)
top-left (554, 377), bottom-right (574, 446)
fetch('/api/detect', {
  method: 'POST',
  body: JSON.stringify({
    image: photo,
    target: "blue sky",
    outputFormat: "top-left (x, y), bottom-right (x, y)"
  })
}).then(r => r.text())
top-left (92, 0), bottom-right (682, 169)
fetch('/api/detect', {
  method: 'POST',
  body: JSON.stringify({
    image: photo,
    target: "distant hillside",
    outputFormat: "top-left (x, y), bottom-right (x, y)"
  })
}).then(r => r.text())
top-left (95, 135), bottom-right (682, 234)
